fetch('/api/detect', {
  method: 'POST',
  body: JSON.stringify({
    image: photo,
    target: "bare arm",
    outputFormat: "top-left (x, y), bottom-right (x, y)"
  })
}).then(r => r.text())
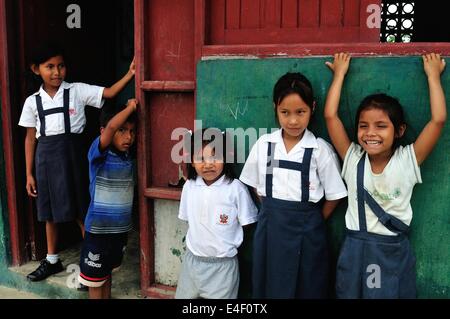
top-left (99, 99), bottom-right (138, 151)
top-left (322, 199), bottom-right (340, 220)
top-left (251, 187), bottom-right (261, 204)
top-left (414, 54), bottom-right (447, 165)
top-left (25, 128), bottom-right (37, 197)
top-left (324, 53), bottom-right (352, 161)
top-left (102, 58), bottom-right (135, 99)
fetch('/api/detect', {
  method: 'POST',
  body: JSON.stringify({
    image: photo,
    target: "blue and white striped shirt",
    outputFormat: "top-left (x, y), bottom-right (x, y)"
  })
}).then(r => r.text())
top-left (84, 136), bottom-right (135, 234)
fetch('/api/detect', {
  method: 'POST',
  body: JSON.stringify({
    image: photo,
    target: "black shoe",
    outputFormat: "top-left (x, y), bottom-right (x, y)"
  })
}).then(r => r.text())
top-left (27, 259), bottom-right (64, 282)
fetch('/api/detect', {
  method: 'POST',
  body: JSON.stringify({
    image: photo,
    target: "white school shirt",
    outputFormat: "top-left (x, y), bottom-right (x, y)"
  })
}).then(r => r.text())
top-left (178, 175), bottom-right (258, 258)
top-left (18, 81), bottom-right (104, 138)
top-left (342, 143), bottom-right (422, 236)
top-left (239, 129), bottom-right (347, 202)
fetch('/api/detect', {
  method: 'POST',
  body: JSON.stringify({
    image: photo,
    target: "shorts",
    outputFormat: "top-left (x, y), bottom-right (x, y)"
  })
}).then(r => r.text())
top-left (175, 249), bottom-right (239, 299)
top-left (78, 231), bottom-right (128, 287)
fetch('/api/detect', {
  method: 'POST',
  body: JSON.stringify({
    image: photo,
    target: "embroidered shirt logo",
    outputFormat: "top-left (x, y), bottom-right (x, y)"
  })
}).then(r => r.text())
top-left (69, 108), bottom-right (76, 115)
top-left (219, 213), bottom-right (229, 225)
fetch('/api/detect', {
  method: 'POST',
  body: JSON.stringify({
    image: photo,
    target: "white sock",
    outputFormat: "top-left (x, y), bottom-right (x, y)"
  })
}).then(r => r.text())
top-left (46, 254), bottom-right (59, 264)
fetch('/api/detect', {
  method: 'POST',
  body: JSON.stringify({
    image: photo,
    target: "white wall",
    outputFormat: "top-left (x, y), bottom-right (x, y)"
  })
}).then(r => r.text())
top-left (154, 199), bottom-right (188, 286)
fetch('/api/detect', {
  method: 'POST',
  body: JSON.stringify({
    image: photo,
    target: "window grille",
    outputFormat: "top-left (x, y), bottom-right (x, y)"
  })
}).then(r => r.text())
top-left (380, 1), bottom-right (415, 43)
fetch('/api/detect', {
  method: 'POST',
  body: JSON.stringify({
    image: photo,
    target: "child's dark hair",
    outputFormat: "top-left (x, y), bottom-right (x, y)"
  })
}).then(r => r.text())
top-left (273, 72), bottom-right (315, 113)
top-left (186, 128), bottom-right (235, 182)
top-left (26, 42), bottom-right (66, 95)
top-left (355, 93), bottom-right (406, 150)
top-left (100, 104), bottom-right (137, 128)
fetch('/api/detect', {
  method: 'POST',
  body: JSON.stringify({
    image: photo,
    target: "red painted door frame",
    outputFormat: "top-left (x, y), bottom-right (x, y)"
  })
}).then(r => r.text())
top-left (0, 0), bottom-right (29, 266)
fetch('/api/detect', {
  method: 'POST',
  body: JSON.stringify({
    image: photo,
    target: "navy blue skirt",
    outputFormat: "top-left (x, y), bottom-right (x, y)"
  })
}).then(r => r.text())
top-left (336, 229), bottom-right (416, 299)
top-left (252, 197), bottom-right (328, 299)
top-left (35, 133), bottom-right (90, 223)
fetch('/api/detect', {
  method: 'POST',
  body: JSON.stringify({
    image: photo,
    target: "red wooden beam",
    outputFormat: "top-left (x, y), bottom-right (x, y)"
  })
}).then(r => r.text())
top-left (202, 43), bottom-right (450, 58)
top-left (209, 0), bottom-right (225, 44)
top-left (145, 284), bottom-right (176, 299)
top-left (141, 80), bottom-right (195, 92)
top-left (144, 187), bottom-right (181, 201)
top-left (134, 0), bottom-right (154, 295)
top-left (194, 0), bottom-right (205, 66)
top-left (0, 0), bottom-right (23, 266)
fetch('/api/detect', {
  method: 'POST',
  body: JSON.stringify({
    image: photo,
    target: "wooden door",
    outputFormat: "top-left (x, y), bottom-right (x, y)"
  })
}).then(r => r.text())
top-left (1, 0), bottom-right (130, 264)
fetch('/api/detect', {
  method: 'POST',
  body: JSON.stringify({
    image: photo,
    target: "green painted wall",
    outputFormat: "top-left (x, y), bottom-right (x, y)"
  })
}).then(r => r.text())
top-left (197, 56), bottom-right (450, 298)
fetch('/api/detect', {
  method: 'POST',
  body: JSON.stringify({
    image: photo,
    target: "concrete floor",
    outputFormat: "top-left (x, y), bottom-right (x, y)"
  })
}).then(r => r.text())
top-left (0, 286), bottom-right (43, 299)
top-left (8, 230), bottom-right (144, 299)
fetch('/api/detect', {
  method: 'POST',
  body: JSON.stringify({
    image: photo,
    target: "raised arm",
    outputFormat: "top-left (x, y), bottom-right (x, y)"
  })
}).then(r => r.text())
top-left (414, 53), bottom-right (447, 165)
top-left (324, 53), bottom-right (352, 161)
top-left (102, 57), bottom-right (135, 99)
top-left (99, 99), bottom-right (138, 151)
top-left (25, 127), bottom-right (37, 197)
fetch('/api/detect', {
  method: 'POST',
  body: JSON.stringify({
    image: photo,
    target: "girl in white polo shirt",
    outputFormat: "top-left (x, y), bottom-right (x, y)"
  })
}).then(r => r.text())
top-left (240, 72), bottom-right (348, 298)
top-left (175, 128), bottom-right (258, 299)
top-left (18, 42), bottom-right (135, 282)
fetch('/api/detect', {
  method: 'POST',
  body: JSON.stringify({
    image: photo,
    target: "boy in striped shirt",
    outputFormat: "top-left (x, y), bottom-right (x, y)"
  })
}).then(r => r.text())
top-left (78, 99), bottom-right (137, 299)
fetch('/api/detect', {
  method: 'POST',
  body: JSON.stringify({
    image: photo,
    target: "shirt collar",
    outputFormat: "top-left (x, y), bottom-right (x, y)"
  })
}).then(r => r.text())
top-left (267, 128), bottom-right (318, 149)
top-left (195, 174), bottom-right (226, 186)
top-left (32, 81), bottom-right (73, 96)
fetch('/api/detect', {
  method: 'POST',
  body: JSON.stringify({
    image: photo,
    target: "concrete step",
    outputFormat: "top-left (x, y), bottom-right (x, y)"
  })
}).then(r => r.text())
top-left (8, 230), bottom-right (145, 299)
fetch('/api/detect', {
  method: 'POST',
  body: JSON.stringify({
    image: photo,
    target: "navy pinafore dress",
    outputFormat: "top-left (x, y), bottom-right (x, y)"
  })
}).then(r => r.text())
top-left (336, 155), bottom-right (416, 298)
top-left (35, 89), bottom-right (90, 223)
top-left (252, 142), bottom-right (329, 298)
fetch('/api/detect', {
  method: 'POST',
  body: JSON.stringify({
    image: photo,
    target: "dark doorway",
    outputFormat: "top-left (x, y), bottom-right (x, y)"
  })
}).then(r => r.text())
top-left (9, 0), bottom-right (134, 262)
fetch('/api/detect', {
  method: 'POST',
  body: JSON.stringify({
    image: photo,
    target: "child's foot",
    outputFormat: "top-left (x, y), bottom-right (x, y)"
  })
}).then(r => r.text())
top-left (26, 259), bottom-right (64, 282)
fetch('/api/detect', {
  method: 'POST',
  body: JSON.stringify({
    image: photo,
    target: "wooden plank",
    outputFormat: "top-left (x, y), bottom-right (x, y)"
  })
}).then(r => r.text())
top-left (209, 0), bottom-right (225, 44)
top-left (281, 0), bottom-right (298, 28)
top-left (226, 0), bottom-right (240, 29)
top-left (147, 0), bottom-right (194, 81)
top-left (241, 0), bottom-right (261, 28)
top-left (321, 0), bottom-right (343, 27)
top-left (0, 0), bottom-right (25, 266)
top-left (134, 0), bottom-right (152, 294)
top-left (195, 0), bottom-right (205, 67)
top-left (224, 26), bottom-right (361, 44)
top-left (264, 0), bottom-right (281, 28)
top-left (141, 80), bottom-right (195, 92)
top-left (144, 284), bottom-right (176, 299)
top-left (149, 93), bottom-right (194, 187)
top-left (144, 187), bottom-right (182, 201)
top-left (344, 0), bottom-right (359, 26)
top-left (203, 42), bottom-right (450, 57)
top-left (298, 0), bottom-right (319, 27)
